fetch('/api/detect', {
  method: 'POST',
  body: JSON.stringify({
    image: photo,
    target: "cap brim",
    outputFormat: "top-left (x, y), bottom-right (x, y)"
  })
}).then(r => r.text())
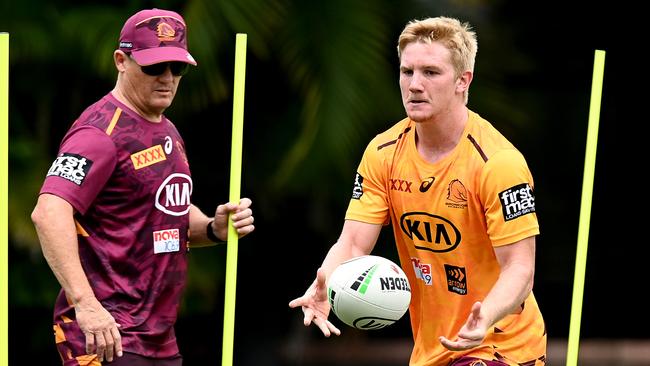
top-left (131, 47), bottom-right (197, 66)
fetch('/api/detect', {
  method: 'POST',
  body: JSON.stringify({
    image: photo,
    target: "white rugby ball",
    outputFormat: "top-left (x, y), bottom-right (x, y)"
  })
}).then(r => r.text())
top-left (327, 255), bottom-right (411, 330)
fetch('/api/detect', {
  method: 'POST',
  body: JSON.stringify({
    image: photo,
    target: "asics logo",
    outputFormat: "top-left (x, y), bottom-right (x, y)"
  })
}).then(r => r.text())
top-left (419, 176), bottom-right (435, 192)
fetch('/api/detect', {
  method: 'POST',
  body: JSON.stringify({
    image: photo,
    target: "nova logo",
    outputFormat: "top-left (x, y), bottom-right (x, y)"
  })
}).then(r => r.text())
top-left (499, 183), bottom-right (535, 221)
top-left (390, 179), bottom-right (412, 193)
top-left (411, 258), bottom-right (432, 285)
top-left (153, 228), bottom-right (180, 254)
top-left (400, 212), bottom-right (461, 253)
top-left (155, 173), bottom-right (193, 216)
top-left (131, 145), bottom-right (166, 170)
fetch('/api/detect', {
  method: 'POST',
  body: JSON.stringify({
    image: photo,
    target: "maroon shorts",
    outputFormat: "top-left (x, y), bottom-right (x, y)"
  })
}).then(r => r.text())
top-left (104, 352), bottom-right (182, 366)
top-left (449, 357), bottom-right (508, 366)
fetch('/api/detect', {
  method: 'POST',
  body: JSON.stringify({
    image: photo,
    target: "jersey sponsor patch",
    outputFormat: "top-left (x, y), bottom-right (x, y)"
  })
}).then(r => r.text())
top-left (131, 144), bottom-right (167, 170)
top-left (46, 153), bottom-right (93, 186)
top-left (153, 228), bottom-right (180, 254)
top-left (155, 173), bottom-right (193, 216)
top-left (410, 257), bottom-right (432, 285)
top-left (444, 264), bottom-right (467, 295)
top-left (390, 178), bottom-right (413, 193)
top-left (352, 172), bottom-right (364, 199)
top-left (499, 183), bottom-right (535, 221)
top-left (400, 212), bottom-right (461, 253)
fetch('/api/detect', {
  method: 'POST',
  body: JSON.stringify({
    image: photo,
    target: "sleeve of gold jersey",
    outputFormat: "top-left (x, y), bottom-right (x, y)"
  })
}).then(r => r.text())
top-left (479, 148), bottom-right (539, 246)
top-left (345, 138), bottom-right (391, 225)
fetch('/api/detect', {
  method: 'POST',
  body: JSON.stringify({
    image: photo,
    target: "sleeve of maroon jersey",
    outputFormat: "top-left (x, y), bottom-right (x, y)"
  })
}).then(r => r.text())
top-left (40, 126), bottom-right (117, 214)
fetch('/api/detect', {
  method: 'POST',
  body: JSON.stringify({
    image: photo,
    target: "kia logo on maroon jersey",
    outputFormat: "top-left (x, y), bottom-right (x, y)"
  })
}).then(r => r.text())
top-left (155, 173), bottom-right (193, 216)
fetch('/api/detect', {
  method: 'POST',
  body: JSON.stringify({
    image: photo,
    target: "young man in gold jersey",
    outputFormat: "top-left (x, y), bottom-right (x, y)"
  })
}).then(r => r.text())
top-left (290, 16), bottom-right (546, 366)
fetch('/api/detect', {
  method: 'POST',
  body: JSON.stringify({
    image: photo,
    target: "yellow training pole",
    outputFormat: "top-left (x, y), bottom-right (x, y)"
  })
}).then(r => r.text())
top-left (222, 33), bottom-right (247, 366)
top-left (566, 49), bottom-right (606, 366)
top-left (0, 32), bottom-right (9, 366)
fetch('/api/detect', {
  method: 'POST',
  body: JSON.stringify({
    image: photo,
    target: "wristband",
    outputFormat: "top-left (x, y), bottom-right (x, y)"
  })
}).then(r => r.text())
top-left (206, 220), bottom-right (223, 243)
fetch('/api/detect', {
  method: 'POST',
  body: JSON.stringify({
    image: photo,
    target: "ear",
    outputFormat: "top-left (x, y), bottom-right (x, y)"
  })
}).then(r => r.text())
top-left (114, 50), bottom-right (128, 73)
top-left (456, 70), bottom-right (473, 94)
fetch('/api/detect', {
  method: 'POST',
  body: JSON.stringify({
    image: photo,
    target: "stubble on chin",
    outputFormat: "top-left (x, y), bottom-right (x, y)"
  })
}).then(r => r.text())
top-left (406, 109), bottom-right (433, 123)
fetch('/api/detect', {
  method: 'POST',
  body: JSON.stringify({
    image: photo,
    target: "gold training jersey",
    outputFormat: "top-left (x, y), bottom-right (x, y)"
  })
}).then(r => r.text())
top-left (346, 110), bottom-right (546, 366)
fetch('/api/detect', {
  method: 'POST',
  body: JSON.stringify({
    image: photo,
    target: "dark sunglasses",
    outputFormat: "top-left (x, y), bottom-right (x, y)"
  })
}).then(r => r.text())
top-left (140, 61), bottom-right (190, 77)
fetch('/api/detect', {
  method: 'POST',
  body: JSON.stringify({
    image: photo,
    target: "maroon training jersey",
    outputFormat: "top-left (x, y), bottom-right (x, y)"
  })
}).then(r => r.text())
top-left (40, 93), bottom-right (192, 360)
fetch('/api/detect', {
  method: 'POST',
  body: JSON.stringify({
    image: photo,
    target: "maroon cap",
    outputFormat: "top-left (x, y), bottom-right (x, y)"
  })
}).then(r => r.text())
top-left (118, 8), bottom-right (197, 66)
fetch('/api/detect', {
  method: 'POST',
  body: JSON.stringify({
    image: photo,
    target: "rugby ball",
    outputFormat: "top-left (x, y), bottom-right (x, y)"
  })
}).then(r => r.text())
top-left (327, 255), bottom-right (411, 330)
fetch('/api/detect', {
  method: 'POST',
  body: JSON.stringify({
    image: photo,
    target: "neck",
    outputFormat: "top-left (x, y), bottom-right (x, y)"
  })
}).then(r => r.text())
top-left (111, 85), bottom-right (163, 123)
top-left (414, 107), bottom-right (468, 164)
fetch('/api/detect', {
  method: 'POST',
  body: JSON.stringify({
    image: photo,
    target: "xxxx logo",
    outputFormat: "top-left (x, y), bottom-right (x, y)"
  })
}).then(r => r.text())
top-left (131, 145), bottom-right (167, 170)
top-left (390, 179), bottom-right (412, 193)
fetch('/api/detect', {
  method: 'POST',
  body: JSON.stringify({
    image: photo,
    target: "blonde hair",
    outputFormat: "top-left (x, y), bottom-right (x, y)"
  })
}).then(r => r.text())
top-left (397, 17), bottom-right (478, 103)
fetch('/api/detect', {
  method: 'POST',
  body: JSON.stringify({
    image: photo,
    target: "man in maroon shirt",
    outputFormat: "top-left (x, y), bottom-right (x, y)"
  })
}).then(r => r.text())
top-left (31, 8), bottom-right (255, 365)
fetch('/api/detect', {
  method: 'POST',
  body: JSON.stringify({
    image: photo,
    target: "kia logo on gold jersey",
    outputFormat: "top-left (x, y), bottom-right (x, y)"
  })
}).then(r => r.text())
top-left (400, 212), bottom-right (461, 253)
top-left (155, 173), bottom-right (193, 216)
